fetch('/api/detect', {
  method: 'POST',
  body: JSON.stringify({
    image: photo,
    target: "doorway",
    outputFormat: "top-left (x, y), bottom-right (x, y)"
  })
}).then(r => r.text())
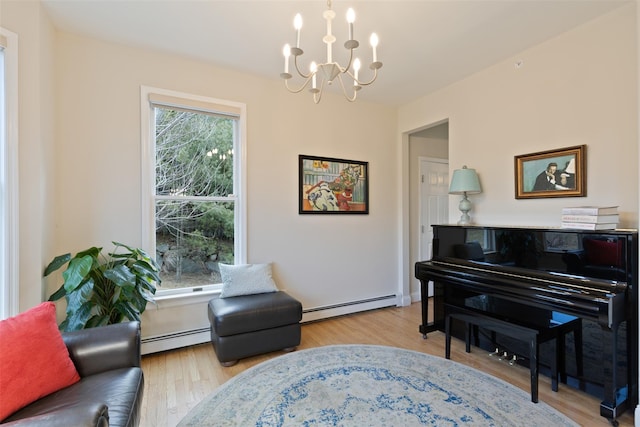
top-left (408, 122), bottom-right (449, 301)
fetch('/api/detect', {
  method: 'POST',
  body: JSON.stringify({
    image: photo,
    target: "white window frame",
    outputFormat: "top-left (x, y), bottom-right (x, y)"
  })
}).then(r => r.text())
top-left (140, 86), bottom-right (246, 299)
top-left (0, 28), bottom-right (19, 319)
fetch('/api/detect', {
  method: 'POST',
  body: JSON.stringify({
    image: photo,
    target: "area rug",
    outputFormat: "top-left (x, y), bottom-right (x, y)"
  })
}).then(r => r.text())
top-left (178, 345), bottom-right (578, 426)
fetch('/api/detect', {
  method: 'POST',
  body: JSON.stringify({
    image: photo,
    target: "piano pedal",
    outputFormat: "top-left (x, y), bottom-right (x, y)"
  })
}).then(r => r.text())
top-left (509, 355), bottom-right (518, 366)
top-left (488, 347), bottom-right (500, 357)
top-left (498, 351), bottom-right (509, 361)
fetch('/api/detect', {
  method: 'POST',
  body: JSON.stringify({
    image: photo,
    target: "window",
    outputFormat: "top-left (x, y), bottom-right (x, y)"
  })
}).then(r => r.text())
top-left (0, 28), bottom-right (19, 319)
top-left (141, 87), bottom-right (246, 296)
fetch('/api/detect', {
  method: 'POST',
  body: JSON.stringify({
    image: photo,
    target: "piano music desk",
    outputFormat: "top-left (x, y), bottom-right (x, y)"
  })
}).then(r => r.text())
top-left (445, 303), bottom-right (583, 403)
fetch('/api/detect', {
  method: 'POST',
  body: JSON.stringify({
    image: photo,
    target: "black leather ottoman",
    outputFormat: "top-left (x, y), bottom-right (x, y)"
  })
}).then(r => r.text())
top-left (208, 291), bottom-right (302, 366)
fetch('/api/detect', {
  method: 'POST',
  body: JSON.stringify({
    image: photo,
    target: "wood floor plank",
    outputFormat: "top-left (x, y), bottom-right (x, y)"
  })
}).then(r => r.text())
top-left (140, 302), bottom-right (633, 426)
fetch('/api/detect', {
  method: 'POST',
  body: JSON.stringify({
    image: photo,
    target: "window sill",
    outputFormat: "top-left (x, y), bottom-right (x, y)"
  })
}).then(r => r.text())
top-left (150, 285), bottom-right (222, 309)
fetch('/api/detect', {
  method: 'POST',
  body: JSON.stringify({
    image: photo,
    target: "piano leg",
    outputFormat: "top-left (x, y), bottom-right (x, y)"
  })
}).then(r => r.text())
top-left (445, 313), bottom-right (452, 359)
top-left (529, 338), bottom-right (539, 403)
top-left (599, 322), bottom-right (627, 425)
top-left (418, 277), bottom-right (446, 338)
top-left (419, 279), bottom-right (429, 339)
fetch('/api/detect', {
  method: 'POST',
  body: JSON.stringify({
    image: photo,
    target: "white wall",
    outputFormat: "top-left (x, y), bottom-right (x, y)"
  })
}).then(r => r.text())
top-left (399, 4), bottom-right (638, 230)
top-left (51, 31), bottom-right (398, 339)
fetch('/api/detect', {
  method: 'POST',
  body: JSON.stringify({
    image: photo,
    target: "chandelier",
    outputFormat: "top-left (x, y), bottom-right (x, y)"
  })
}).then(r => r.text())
top-left (280, 0), bottom-right (382, 104)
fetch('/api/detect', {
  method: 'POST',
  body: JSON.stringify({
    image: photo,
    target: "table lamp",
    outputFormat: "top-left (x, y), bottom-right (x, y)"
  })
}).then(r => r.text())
top-left (449, 165), bottom-right (482, 225)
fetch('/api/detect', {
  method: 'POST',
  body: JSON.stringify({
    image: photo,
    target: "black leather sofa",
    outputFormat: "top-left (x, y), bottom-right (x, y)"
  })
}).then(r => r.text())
top-left (1, 321), bottom-right (144, 427)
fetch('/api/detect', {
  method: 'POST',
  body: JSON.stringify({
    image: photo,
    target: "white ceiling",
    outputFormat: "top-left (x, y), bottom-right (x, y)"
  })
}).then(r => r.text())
top-left (40, 0), bottom-right (631, 107)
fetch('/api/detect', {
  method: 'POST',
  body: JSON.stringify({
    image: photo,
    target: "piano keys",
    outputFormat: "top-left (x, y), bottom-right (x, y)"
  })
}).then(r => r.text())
top-left (415, 224), bottom-right (637, 424)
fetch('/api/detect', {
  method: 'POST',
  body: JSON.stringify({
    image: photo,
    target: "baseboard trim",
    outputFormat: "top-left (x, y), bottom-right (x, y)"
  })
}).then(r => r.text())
top-left (141, 295), bottom-right (398, 354)
top-left (410, 291), bottom-right (421, 303)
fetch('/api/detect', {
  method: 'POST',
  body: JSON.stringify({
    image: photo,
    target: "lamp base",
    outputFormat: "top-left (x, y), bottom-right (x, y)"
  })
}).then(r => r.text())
top-left (457, 214), bottom-right (472, 225)
top-left (457, 193), bottom-right (473, 225)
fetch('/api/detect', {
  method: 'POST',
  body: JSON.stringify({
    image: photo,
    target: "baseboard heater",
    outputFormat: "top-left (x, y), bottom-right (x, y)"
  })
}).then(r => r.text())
top-left (301, 294), bottom-right (397, 322)
top-left (141, 294), bottom-right (397, 355)
top-left (142, 327), bottom-right (211, 355)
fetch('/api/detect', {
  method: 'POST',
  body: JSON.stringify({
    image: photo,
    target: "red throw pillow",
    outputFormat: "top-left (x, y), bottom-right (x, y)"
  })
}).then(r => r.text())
top-left (0, 302), bottom-right (80, 421)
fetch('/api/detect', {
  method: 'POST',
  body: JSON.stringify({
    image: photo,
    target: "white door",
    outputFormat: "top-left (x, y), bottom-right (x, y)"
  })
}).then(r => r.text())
top-left (419, 158), bottom-right (449, 296)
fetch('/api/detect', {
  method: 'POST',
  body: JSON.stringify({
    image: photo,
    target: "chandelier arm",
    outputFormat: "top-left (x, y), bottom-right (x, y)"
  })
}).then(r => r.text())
top-left (341, 47), bottom-right (355, 75)
top-left (336, 74), bottom-right (357, 102)
top-left (293, 55), bottom-right (311, 79)
top-left (349, 67), bottom-right (379, 87)
top-left (284, 76), bottom-right (313, 94)
top-left (312, 79), bottom-right (324, 104)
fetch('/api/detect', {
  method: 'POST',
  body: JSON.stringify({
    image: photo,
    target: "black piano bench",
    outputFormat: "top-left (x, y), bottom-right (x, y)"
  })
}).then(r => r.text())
top-left (208, 291), bottom-right (302, 366)
top-left (444, 304), bottom-right (583, 403)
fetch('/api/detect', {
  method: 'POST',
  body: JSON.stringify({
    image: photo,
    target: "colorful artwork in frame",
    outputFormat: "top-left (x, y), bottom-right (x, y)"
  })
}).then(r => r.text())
top-left (299, 155), bottom-right (369, 214)
top-left (514, 145), bottom-right (586, 199)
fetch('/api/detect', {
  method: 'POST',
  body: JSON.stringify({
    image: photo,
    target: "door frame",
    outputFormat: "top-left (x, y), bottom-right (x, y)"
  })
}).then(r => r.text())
top-left (398, 119), bottom-right (449, 307)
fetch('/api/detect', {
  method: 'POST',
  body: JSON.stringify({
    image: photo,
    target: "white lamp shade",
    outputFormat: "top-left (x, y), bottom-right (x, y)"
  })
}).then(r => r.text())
top-left (449, 166), bottom-right (482, 194)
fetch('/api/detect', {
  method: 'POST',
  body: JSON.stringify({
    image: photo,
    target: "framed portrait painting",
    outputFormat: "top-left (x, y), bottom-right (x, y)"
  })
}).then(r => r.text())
top-left (299, 155), bottom-right (369, 214)
top-left (514, 145), bottom-right (586, 199)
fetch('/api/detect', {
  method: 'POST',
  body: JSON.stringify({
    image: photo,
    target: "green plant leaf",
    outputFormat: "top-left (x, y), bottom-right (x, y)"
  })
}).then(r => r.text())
top-left (76, 246), bottom-right (102, 260)
top-left (126, 289), bottom-right (150, 312)
top-left (104, 264), bottom-right (136, 288)
top-left (62, 255), bottom-right (94, 293)
top-left (64, 300), bottom-right (94, 331)
top-left (48, 284), bottom-right (68, 301)
top-left (86, 315), bottom-right (110, 328)
top-left (137, 279), bottom-right (157, 294)
top-left (43, 253), bottom-right (71, 276)
top-left (64, 279), bottom-right (94, 315)
top-left (114, 300), bottom-right (141, 322)
top-left (110, 286), bottom-right (122, 305)
top-left (132, 260), bottom-right (161, 282)
top-left (58, 318), bottom-right (69, 331)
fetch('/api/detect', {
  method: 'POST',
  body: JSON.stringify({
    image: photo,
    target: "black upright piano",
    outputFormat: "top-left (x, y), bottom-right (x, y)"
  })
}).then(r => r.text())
top-left (415, 224), bottom-right (638, 424)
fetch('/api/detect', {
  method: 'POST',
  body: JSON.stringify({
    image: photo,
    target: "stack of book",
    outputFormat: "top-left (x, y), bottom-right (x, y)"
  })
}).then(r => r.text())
top-left (561, 206), bottom-right (619, 230)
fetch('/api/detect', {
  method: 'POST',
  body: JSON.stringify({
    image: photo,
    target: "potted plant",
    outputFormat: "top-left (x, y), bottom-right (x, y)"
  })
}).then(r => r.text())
top-left (45, 241), bottom-right (161, 331)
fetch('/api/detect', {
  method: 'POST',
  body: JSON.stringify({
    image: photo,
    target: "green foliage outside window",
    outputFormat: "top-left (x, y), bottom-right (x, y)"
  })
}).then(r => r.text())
top-left (155, 107), bottom-right (236, 288)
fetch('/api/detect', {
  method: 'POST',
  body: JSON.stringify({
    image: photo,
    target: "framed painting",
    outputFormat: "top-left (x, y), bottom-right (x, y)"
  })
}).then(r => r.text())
top-left (514, 145), bottom-right (586, 199)
top-left (299, 155), bottom-right (369, 214)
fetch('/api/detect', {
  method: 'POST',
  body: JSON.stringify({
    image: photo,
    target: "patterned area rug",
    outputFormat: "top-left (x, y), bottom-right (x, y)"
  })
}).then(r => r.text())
top-left (178, 345), bottom-right (578, 426)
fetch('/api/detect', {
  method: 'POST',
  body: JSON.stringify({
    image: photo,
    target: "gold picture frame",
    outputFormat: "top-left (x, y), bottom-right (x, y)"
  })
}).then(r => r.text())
top-left (514, 145), bottom-right (586, 199)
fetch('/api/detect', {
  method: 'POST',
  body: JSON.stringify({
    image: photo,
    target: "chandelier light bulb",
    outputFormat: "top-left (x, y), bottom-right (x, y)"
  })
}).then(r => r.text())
top-left (346, 8), bottom-right (355, 40)
top-left (370, 33), bottom-right (379, 63)
top-left (346, 8), bottom-right (355, 23)
top-left (353, 58), bottom-right (361, 81)
top-left (283, 44), bottom-right (291, 74)
top-left (310, 61), bottom-right (317, 89)
top-left (294, 13), bottom-right (303, 48)
top-left (370, 33), bottom-right (379, 47)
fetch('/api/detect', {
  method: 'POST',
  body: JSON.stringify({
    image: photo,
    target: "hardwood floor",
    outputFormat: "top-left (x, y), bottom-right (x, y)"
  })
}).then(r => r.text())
top-left (140, 302), bottom-right (634, 426)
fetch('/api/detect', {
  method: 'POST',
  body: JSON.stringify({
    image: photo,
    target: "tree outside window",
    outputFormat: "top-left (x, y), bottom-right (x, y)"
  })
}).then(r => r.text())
top-left (154, 107), bottom-right (237, 290)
